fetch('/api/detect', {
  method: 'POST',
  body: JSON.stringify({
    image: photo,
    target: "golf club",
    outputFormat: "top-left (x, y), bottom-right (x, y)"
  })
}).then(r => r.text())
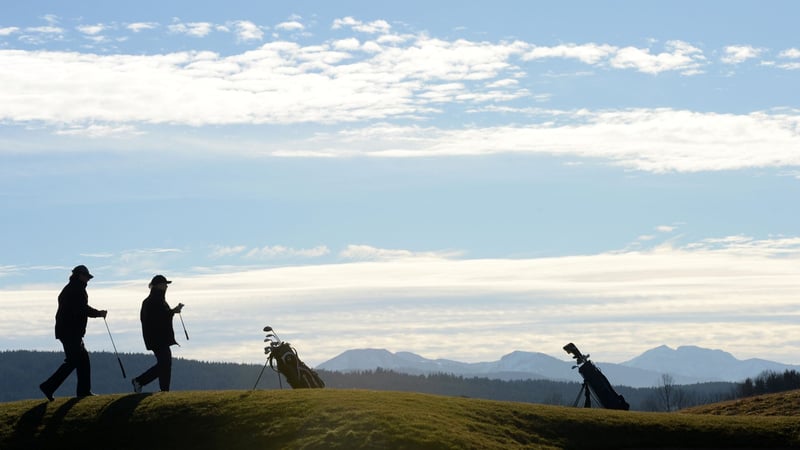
top-left (178, 311), bottom-right (189, 340)
top-left (103, 317), bottom-right (126, 379)
top-left (263, 326), bottom-right (281, 343)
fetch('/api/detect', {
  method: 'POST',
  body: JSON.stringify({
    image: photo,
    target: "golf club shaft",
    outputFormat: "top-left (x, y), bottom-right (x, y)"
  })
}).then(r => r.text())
top-left (179, 312), bottom-right (189, 340)
top-left (103, 317), bottom-right (127, 378)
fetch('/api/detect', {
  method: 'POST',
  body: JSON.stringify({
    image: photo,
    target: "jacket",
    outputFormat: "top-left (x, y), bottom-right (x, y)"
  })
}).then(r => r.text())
top-left (55, 276), bottom-right (102, 340)
top-left (140, 291), bottom-right (177, 350)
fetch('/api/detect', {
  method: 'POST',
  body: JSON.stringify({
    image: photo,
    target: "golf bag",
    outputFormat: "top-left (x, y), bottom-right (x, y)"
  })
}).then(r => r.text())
top-left (577, 359), bottom-right (629, 410)
top-left (257, 326), bottom-right (324, 389)
top-left (564, 342), bottom-right (629, 411)
top-left (268, 341), bottom-right (325, 389)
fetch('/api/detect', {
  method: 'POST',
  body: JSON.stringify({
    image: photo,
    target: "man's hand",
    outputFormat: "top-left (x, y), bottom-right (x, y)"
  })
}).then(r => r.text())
top-left (174, 303), bottom-right (184, 314)
top-left (100, 310), bottom-right (108, 318)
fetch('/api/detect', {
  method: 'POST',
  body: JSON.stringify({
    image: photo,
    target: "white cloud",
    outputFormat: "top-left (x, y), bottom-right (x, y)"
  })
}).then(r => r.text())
top-left (0, 36), bottom-right (528, 126)
top-left (25, 26), bottom-right (63, 34)
top-left (332, 17), bottom-right (391, 34)
top-left (332, 37), bottom-right (361, 51)
top-left (168, 21), bottom-right (214, 38)
top-left (127, 22), bottom-right (158, 33)
top-left (55, 124), bottom-right (143, 138)
top-left (245, 245), bottom-right (330, 259)
top-left (275, 21), bottom-right (304, 32)
top-left (281, 109), bottom-right (800, 172)
top-left (232, 20), bottom-right (263, 42)
top-left (523, 43), bottom-right (617, 64)
top-left (0, 27), bottom-right (20, 36)
top-left (3, 235), bottom-right (800, 365)
top-left (76, 24), bottom-right (106, 36)
top-left (211, 245), bottom-right (248, 258)
top-left (779, 48), bottom-right (800, 59)
top-left (721, 45), bottom-right (762, 64)
top-left (610, 40), bottom-right (706, 75)
top-left (340, 244), bottom-right (463, 260)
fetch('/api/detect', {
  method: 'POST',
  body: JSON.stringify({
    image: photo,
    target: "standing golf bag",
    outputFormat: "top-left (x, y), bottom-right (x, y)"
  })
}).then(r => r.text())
top-left (257, 326), bottom-right (325, 389)
top-left (564, 342), bottom-right (629, 410)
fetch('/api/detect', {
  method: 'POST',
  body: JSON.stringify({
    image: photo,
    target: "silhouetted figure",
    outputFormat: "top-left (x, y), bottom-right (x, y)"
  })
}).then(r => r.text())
top-left (132, 275), bottom-right (184, 393)
top-left (39, 265), bottom-right (107, 401)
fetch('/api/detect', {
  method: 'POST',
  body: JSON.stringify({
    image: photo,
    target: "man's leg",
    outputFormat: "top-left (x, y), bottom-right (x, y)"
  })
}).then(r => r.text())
top-left (40, 338), bottom-right (80, 399)
top-left (135, 352), bottom-right (161, 387)
top-left (74, 341), bottom-right (92, 396)
top-left (154, 346), bottom-right (172, 391)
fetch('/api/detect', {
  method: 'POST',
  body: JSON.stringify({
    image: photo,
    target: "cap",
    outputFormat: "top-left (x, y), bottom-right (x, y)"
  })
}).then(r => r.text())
top-left (72, 265), bottom-right (94, 279)
top-left (149, 274), bottom-right (172, 287)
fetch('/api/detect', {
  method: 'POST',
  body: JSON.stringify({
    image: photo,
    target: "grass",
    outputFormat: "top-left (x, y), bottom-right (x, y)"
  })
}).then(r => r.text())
top-left (1, 389), bottom-right (799, 449)
top-left (682, 389), bottom-right (800, 417)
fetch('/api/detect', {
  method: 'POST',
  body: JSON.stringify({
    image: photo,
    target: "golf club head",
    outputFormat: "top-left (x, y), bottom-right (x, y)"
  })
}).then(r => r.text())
top-left (263, 326), bottom-right (273, 332)
top-left (264, 347), bottom-right (271, 355)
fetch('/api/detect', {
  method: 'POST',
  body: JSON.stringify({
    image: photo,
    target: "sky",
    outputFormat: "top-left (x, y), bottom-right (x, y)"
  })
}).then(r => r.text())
top-left (2, 1), bottom-right (800, 368)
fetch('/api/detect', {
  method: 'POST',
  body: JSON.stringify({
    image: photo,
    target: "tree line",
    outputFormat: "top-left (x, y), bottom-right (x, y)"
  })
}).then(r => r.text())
top-left (1, 350), bottom-right (744, 411)
top-left (736, 369), bottom-right (800, 397)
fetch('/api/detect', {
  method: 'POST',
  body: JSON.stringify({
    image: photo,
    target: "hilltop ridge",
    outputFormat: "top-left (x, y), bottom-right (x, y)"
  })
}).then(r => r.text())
top-left (1, 390), bottom-right (799, 450)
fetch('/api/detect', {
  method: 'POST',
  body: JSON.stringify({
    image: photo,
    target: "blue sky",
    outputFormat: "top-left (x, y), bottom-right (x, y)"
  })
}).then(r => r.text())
top-left (2, 1), bottom-right (800, 369)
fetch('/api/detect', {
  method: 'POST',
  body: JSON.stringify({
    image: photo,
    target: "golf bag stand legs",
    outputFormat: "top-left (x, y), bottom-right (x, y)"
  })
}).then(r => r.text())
top-left (573, 381), bottom-right (592, 408)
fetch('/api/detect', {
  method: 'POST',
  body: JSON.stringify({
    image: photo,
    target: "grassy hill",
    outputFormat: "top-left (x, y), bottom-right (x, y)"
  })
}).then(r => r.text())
top-left (681, 388), bottom-right (800, 417)
top-left (1, 389), bottom-right (798, 450)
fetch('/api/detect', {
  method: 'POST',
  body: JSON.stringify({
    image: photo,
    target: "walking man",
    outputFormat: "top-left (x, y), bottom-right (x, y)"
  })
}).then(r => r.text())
top-left (132, 275), bottom-right (184, 392)
top-left (40, 265), bottom-right (107, 401)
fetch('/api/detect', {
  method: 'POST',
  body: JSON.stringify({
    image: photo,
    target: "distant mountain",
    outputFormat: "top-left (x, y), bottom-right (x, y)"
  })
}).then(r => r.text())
top-left (318, 345), bottom-right (800, 388)
top-left (621, 345), bottom-right (800, 382)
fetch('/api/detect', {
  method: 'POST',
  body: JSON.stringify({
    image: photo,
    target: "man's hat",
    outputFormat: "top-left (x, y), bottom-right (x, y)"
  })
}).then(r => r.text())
top-left (72, 265), bottom-right (94, 279)
top-left (149, 274), bottom-right (172, 287)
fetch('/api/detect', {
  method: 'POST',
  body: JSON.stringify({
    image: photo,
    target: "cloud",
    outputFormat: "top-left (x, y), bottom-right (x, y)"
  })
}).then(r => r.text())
top-left (779, 48), bottom-right (800, 59)
top-left (332, 17), bottom-right (391, 34)
top-left (275, 21), bottom-right (304, 32)
top-left (76, 24), bottom-right (106, 36)
top-left (523, 43), bottom-right (617, 64)
top-left (232, 20), bottom-right (263, 42)
top-left (25, 26), bottom-right (63, 34)
top-left (55, 124), bottom-right (143, 138)
top-left (168, 21), bottom-right (214, 38)
top-left (3, 235), bottom-right (800, 365)
top-left (656, 225), bottom-right (676, 233)
top-left (0, 27), bottom-right (20, 36)
top-left (127, 22), bottom-right (158, 33)
top-left (721, 45), bottom-right (762, 64)
top-left (0, 36), bottom-right (528, 126)
top-left (340, 244), bottom-right (463, 260)
top-left (332, 37), bottom-right (361, 51)
top-left (245, 245), bottom-right (330, 259)
top-left (610, 40), bottom-right (706, 75)
top-left (211, 245), bottom-right (248, 258)
top-left (278, 109), bottom-right (800, 172)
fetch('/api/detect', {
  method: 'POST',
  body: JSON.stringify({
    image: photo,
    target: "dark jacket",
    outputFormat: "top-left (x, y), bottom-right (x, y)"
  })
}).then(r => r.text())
top-left (55, 275), bottom-right (102, 340)
top-left (140, 291), bottom-right (177, 350)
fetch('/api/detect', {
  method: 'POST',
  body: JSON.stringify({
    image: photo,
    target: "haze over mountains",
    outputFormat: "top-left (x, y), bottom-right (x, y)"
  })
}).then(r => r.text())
top-left (318, 345), bottom-right (800, 388)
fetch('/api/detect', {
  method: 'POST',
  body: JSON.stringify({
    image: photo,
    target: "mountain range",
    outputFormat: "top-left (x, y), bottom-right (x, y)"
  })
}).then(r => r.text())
top-left (317, 345), bottom-right (800, 388)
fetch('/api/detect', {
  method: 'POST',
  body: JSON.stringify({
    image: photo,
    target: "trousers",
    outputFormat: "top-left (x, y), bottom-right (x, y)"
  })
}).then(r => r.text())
top-left (135, 346), bottom-right (172, 391)
top-left (41, 338), bottom-right (92, 396)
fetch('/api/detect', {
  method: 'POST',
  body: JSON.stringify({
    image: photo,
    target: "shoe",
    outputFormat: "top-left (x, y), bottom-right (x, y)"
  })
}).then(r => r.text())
top-left (39, 383), bottom-right (54, 402)
top-left (77, 392), bottom-right (97, 398)
top-left (132, 378), bottom-right (142, 393)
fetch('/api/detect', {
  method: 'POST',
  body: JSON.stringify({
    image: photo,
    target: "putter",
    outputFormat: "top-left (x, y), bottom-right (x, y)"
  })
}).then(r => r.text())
top-left (103, 317), bottom-right (127, 379)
